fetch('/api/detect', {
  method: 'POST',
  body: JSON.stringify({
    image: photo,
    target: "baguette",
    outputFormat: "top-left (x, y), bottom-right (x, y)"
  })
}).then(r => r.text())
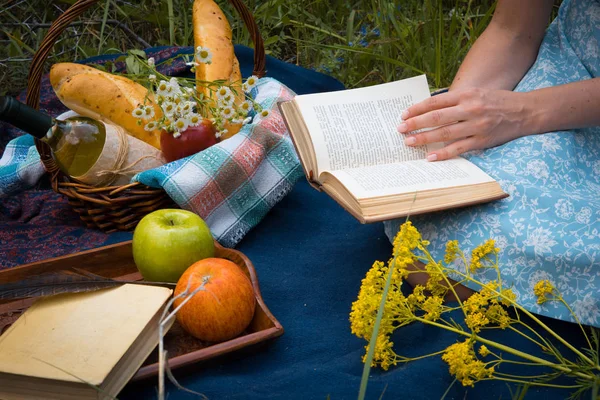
top-left (50, 63), bottom-right (163, 149)
top-left (193, 0), bottom-right (243, 140)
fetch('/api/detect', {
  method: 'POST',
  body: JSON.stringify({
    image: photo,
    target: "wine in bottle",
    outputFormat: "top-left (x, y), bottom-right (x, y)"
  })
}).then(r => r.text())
top-left (0, 96), bottom-right (105, 177)
top-left (0, 96), bottom-right (166, 187)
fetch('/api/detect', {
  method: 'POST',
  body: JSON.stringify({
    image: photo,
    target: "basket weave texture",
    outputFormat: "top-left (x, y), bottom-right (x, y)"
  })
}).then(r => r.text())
top-left (26, 0), bottom-right (266, 232)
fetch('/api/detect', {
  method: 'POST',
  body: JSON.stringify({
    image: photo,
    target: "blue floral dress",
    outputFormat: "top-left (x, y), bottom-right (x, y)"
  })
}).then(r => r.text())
top-left (384, 0), bottom-right (600, 327)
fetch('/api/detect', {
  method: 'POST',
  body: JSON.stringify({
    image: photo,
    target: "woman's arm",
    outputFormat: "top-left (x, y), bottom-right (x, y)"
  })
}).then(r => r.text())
top-left (450, 0), bottom-right (555, 91)
top-left (399, 79), bottom-right (600, 161)
top-left (397, 0), bottom-right (600, 161)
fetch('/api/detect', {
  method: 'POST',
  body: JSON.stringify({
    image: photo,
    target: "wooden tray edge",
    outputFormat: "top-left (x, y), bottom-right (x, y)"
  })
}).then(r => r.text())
top-left (0, 240), bottom-right (285, 380)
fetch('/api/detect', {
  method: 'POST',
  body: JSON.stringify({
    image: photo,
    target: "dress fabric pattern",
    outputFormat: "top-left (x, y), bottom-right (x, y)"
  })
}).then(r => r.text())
top-left (384, 0), bottom-right (600, 327)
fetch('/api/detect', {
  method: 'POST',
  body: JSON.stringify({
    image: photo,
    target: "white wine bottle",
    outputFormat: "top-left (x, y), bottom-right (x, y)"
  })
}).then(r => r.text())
top-left (0, 96), bottom-right (166, 186)
top-left (0, 96), bottom-right (105, 177)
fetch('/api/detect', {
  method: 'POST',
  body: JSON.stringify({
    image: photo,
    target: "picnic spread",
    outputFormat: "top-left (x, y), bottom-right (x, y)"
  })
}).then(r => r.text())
top-left (0, 0), bottom-right (596, 398)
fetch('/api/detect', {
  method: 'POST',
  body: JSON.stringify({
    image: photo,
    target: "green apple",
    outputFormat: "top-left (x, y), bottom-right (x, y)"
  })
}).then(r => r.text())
top-left (132, 209), bottom-right (215, 283)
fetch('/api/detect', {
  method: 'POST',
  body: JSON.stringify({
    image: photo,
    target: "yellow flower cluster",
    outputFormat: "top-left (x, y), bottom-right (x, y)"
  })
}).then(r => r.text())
top-left (533, 280), bottom-right (556, 304)
top-left (442, 340), bottom-right (494, 387)
top-left (351, 221), bottom-right (594, 396)
top-left (462, 282), bottom-right (513, 332)
top-left (350, 222), bottom-right (429, 370)
top-left (444, 240), bottom-right (460, 264)
top-left (469, 239), bottom-right (500, 273)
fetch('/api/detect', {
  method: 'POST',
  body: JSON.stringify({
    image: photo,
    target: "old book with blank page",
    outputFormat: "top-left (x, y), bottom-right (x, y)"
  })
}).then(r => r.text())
top-left (0, 284), bottom-right (173, 400)
top-left (279, 74), bottom-right (508, 222)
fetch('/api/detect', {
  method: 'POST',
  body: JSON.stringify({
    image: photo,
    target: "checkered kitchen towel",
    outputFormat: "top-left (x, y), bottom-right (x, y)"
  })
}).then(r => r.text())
top-left (134, 77), bottom-right (303, 246)
top-left (0, 76), bottom-right (303, 247)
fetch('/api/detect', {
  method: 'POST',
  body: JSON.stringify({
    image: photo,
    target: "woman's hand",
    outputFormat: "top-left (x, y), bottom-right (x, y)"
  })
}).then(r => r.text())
top-left (398, 88), bottom-right (532, 161)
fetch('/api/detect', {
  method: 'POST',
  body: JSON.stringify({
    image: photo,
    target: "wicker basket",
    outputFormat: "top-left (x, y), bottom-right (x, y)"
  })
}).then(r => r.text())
top-left (25, 0), bottom-right (266, 233)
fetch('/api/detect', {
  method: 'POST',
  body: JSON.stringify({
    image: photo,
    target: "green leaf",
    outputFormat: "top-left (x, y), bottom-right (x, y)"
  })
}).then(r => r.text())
top-left (125, 55), bottom-right (140, 75)
top-left (263, 36), bottom-right (281, 47)
top-left (129, 49), bottom-right (147, 58)
top-left (346, 9), bottom-right (356, 45)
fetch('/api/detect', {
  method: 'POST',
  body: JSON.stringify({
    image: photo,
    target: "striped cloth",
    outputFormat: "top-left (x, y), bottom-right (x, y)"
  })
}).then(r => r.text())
top-left (0, 77), bottom-right (303, 247)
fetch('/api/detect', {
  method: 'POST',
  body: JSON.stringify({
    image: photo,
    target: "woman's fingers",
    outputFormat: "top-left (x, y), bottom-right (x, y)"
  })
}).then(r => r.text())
top-left (398, 105), bottom-right (465, 133)
top-left (426, 137), bottom-right (480, 161)
top-left (403, 121), bottom-right (466, 146)
top-left (400, 91), bottom-right (460, 120)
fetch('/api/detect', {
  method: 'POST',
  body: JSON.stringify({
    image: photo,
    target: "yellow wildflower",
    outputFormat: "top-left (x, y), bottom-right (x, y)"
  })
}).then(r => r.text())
top-left (500, 288), bottom-right (517, 306)
top-left (444, 240), bottom-right (460, 264)
top-left (423, 262), bottom-right (449, 297)
top-left (478, 345), bottom-right (490, 357)
top-left (463, 293), bottom-right (488, 314)
top-left (533, 280), bottom-right (555, 304)
top-left (364, 334), bottom-right (398, 371)
top-left (485, 303), bottom-right (511, 329)
top-left (469, 239), bottom-right (500, 273)
top-left (480, 281), bottom-right (499, 298)
top-left (442, 340), bottom-right (494, 387)
top-left (393, 221), bottom-right (422, 255)
top-left (421, 296), bottom-right (444, 321)
top-left (407, 285), bottom-right (426, 310)
top-left (465, 311), bottom-right (490, 333)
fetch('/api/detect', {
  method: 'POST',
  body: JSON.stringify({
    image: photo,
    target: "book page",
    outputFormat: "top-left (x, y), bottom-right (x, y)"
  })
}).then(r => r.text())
top-left (327, 158), bottom-right (495, 199)
top-left (294, 75), bottom-right (439, 175)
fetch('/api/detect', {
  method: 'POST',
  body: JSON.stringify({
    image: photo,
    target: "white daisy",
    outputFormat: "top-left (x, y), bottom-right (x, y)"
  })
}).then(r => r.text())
top-left (221, 94), bottom-right (234, 105)
top-left (259, 109), bottom-right (270, 118)
top-left (156, 80), bottom-right (171, 97)
top-left (149, 74), bottom-right (157, 82)
top-left (163, 101), bottom-right (177, 117)
top-left (131, 106), bottom-right (145, 119)
top-left (195, 46), bottom-right (213, 64)
top-left (180, 101), bottom-right (195, 115)
top-left (245, 75), bottom-right (259, 90)
top-left (144, 121), bottom-right (158, 131)
top-left (147, 57), bottom-right (155, 67)
top-left (242, 82), bottom-right (250, 93)
top-left (240, 100), bottom-right (252, 113)
top-left (142, 106), bottom-right (155, 120)
top-left (215, 86), bottom-right (232, 99)
top-left (220, 106), bottom-right (234, 120)
top-left (174, 118), bottom-right (189, 132)
top-left (189, 113), bottom-right (202, 127)
top-left (218, 97), bottom-right (234, 109)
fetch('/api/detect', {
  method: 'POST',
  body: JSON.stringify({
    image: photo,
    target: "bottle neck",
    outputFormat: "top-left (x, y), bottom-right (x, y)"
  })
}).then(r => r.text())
top-left (0, 96), bottom-right (55, 139)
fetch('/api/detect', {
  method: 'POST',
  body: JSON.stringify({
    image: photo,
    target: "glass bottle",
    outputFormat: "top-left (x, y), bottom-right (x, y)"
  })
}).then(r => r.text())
top-left (0, 96), bottom-right (105, 177)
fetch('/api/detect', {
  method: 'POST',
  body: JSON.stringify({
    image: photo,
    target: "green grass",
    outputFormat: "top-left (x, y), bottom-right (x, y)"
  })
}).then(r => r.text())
top-left (1, 0), bottom-right (559, 97)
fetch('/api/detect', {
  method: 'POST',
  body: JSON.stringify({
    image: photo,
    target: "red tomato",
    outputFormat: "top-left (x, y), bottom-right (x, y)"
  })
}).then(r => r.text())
top-left (160, 119), bottom-right (218, 162)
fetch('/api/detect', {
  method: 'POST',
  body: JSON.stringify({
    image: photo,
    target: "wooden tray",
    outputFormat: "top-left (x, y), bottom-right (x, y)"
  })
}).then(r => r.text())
top-left (0, 241), bottom-right (283, 381)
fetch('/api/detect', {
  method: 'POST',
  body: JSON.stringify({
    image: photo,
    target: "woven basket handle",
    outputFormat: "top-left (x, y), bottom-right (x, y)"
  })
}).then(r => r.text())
top-left (25, 0), bottom-right (266, 110)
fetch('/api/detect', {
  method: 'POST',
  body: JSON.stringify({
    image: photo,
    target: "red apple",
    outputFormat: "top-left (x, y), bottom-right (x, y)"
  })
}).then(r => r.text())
top-left (160, 119), bottom-right (218, 162)
top-left (174, 258), bottom-right (256, 342)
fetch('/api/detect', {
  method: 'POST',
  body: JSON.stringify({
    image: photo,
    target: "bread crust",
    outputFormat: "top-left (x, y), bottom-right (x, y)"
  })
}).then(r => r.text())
top-left (50, 63), bottom-right (163, 149)
top-left (194, 0), bottom-right (243, 139)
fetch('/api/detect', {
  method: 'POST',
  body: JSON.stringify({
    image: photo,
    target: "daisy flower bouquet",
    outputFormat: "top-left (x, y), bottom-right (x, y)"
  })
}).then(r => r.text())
top-left (122, 47), bottom-right (269, 161)
top-left (352, 221), bottom-right (600, 399)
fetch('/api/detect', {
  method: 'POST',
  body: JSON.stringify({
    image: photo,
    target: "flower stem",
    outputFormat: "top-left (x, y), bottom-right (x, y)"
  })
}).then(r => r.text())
top-left (449, 270), bottom-right (596, 367)
top-left (485, 377), bottom-right (582, 390)
top-left (358, 255), bottom-right (398, 400)
top-left (414, 316), bottom-right (595, 381)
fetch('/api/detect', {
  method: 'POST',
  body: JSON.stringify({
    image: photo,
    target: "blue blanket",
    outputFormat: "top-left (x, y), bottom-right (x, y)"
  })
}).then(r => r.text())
top-left (120, 180), bottom-right (584, 400)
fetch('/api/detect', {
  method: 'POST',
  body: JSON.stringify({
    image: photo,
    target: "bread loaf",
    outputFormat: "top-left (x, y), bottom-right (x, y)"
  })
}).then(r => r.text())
top-left (193, 0), bottom-right (243, 139)
top-left (50, 63), bottom-right (163, 149)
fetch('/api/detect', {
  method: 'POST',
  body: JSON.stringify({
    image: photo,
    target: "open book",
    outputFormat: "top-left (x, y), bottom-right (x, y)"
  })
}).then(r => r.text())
top-left (279, 75), bottom-right (508, 223)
